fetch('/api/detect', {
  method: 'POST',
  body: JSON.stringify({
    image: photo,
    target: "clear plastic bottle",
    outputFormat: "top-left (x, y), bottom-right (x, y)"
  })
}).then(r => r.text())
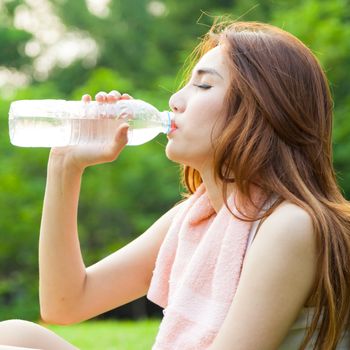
top-left (8, 99), bottom-right (173, 147)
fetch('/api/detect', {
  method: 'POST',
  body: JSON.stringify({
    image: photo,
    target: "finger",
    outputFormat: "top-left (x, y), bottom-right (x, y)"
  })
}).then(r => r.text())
top-left (108, 123), bottom-right (129, 156)
top-left (120, 93), bottom-right (133, 100)
top-left (120, 124), bottom-right (129, 145)
top-left (118, 122), bottom-right (130, 139)
top-left (82, 94), bottom-right (91, 103)
top-left (95, 91), bottom-right (107, 103)
top-left (107, 90), bottom-right (121, 103)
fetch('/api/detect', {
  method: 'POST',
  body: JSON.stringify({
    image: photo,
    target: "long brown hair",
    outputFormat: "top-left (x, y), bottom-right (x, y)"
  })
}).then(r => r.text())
top-left (182, 21), bottom-right (350, 349)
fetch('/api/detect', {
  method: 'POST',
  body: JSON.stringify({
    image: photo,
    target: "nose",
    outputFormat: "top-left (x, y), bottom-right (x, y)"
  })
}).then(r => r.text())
top-left (169, 89), bottom-right (186, 114)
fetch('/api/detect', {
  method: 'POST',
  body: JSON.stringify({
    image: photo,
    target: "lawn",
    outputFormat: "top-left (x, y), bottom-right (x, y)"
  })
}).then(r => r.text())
top-left (44, 319), bottom-right (161, 349)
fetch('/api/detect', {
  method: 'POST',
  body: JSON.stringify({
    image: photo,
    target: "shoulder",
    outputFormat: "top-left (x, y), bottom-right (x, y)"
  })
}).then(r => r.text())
top-left (209, 202), bottom-right (318, 349)
top-left (244, 201), bottom-right (317, 281)
top-left (267, 201), bottom-right (313, 228)
top-left (254, 201), bottom-right (315, 253)
top-left (239, 201), bottom-right (318, 317)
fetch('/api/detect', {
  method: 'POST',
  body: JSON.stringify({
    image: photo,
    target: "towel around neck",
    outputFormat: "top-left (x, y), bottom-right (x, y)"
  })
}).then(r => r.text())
top-left (147, 184), bottom-right (264, 349)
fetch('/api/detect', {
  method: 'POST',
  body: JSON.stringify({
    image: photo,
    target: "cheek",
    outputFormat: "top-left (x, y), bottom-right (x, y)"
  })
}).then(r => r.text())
top-left (165, 95), bottom-right (226, 164)
top-left (186, 103), bottom-right (223, 135)
top-left (198, 113), bottom-right (225, 142)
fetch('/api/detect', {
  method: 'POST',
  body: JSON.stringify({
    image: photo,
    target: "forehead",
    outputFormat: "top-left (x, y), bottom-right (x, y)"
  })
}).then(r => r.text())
top-left (194, 45), bottom-right (229, 75)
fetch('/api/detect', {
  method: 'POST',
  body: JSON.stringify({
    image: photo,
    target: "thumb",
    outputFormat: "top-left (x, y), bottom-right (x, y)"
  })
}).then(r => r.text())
top-left (102, 123), bottom-right (129, 163)
top-left (111, 122), bottom-right (129, 152)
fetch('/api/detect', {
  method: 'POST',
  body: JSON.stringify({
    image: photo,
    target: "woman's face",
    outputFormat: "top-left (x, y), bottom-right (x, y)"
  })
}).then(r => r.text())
top-left (166, 45), bottom-right (231, 172)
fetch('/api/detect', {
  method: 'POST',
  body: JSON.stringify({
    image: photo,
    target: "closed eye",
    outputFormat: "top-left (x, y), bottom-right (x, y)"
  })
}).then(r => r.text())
top-left (193, 83), bottom-right (212, 90)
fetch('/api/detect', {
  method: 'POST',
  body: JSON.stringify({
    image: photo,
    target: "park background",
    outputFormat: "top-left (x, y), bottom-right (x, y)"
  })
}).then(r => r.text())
top-left (0, 0), bottom-right (349, 347)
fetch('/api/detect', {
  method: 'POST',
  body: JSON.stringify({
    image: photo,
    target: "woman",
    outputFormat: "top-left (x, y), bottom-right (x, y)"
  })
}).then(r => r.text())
top-left (1, 21), bottom-right (350, 349)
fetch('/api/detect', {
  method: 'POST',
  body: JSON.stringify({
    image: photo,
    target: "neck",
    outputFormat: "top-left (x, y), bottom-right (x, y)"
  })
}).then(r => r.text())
top-left (200, 168), bottom-right (235, 213)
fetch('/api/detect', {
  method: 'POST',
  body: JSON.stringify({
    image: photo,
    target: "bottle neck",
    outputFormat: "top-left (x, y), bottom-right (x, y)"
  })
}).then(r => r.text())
top-left (160, 111), bottom-right (173, 134)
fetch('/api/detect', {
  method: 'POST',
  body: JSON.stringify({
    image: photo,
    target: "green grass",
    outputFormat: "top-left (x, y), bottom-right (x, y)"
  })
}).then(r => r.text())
top-left (44, 319), bottom-right (161, 349)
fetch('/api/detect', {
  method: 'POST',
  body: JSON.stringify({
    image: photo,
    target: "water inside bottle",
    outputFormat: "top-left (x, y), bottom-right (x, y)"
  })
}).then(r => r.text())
top-left (127, 118), bottom-right (163, 145)
top-left (9, 116), bottom-right (165, 147)
top-left (9, 116), bottom-right (72, 147)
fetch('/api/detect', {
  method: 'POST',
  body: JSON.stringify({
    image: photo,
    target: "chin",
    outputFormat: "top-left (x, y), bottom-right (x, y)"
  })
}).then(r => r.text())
top-left (165, 142), bottom-right (189, 165)
top-left (165, 143), bottom-right (181, 163)
top-left (165, 142), bottom-right (211, 169)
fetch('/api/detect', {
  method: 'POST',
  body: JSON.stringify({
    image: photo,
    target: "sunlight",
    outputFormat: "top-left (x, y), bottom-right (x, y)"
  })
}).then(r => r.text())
top-left (86, 0), bottom-right (111, 18)
top-left (0, 68), bottom-right (30, 98)
top-left (12, 0), bottom-right (98, 81)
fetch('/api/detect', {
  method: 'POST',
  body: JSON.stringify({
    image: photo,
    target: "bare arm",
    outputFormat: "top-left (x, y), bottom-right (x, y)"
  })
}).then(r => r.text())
top-left (209, 203), bottom-right (317, 350)
top-left (39, 153), bottom-right (86, 324)
top-left (39, 91), bottom-right (179, 324)
top-left (39, 157), bottom-right (178, 323)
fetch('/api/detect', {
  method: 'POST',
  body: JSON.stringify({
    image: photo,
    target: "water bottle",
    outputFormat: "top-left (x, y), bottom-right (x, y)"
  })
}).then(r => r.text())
top-left (8, 99), bottom-right (173, 147)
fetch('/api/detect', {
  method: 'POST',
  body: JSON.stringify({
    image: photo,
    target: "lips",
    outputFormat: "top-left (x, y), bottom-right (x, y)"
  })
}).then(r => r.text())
top-left (170, 119), bottom-right (178, 132)
top-left (167, 118), bottom-right (178, 137)
top-left (167, 127), bottom-right (178, 140)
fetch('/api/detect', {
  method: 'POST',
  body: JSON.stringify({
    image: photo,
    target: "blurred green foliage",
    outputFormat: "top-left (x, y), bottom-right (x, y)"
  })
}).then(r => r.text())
top-left (0, 0), bottom-right (349, 320)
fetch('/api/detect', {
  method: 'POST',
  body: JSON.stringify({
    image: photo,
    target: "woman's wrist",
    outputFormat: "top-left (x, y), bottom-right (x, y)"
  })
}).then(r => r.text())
top-left (48, 148), bottom-right (85, 177)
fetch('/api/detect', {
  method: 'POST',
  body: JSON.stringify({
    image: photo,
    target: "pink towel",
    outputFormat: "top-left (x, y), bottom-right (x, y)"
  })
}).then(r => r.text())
top-left (147, 184), bottom-right (263, 349)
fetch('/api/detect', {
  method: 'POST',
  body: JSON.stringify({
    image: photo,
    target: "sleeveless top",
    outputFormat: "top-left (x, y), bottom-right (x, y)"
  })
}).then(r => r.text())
top-left (247, 219), bottom-right (350, 349)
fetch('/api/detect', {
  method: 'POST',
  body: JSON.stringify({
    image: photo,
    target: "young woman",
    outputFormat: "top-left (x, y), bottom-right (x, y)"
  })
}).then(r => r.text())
top-left (1, 21), bottom-right (350, 350)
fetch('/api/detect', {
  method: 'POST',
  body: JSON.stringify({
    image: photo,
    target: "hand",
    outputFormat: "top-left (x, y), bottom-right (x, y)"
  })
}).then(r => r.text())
top-left (50, 90), bottom-right (133, 171)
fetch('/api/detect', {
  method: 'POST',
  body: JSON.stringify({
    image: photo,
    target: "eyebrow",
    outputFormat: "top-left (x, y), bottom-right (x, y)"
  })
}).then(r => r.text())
top-left (193, 67), bottom-right (224, 80)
